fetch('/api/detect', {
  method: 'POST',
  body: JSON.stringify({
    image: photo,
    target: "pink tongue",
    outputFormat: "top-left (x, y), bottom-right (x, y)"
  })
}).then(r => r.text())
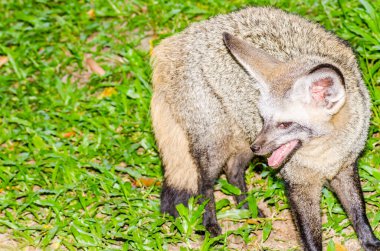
top-left (268, 140), bottom-right (299, 168)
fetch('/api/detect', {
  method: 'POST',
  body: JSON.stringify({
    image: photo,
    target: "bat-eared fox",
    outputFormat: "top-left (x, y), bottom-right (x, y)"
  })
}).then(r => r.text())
top-left (150, 7), bottom-right (380, 251)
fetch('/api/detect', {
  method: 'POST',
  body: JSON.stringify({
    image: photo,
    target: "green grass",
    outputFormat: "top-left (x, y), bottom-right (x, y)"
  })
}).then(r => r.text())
top-left (0, 0), bottom-right (379, 250)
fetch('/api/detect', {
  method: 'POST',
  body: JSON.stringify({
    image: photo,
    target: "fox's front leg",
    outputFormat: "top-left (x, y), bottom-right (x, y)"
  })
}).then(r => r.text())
top-left (224, 150), bottom-right (253, 207)
top-left (329, 163), bottom-right (380, 251)
top-left (284, 175), bottom-right (324, 251)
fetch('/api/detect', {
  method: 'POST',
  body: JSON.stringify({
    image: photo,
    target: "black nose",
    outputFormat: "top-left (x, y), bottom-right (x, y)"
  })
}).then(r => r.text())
top-left (250, 144), bottom-right (261, 153)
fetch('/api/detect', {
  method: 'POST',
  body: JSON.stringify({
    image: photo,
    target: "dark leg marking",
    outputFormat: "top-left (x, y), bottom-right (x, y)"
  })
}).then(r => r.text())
top-left (285, 180), bottom-right (323, 251)
top-left (160, 181), bottom-right (195, 217)
top-left (329, 163), bottom-right (380, 251)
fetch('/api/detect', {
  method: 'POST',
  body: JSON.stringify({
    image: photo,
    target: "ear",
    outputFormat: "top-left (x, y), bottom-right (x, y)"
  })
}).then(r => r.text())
top-left (292, 64), bottom-right (346, 115)
top-left (223, 32), bottom-right (282, 92)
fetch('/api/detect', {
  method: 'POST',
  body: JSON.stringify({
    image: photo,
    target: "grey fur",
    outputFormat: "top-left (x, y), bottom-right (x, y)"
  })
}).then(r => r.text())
top-left (151, 7), bottom-right (379, 250)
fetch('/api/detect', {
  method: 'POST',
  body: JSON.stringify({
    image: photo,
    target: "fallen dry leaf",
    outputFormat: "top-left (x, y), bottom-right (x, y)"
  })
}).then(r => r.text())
top-left (141, 6), bottom-right (148, 13)
top-left (116, 126), bottom-right (123, 133)
top-left (50, 241), bottom-right (61, 250)
top-left (98, 87), bottom-right (117, 98)
top-left (0, 56), bottom-right (8, 68)
top-left (86, 57), bottom-right (106, 76)
top-left (87, 9), bottom-right (96, 19)
top-left (335, 242), bottom-right (348, 251)
top-left (4, 142), bottom-right (15, 151)
top-left (149, 39), bottom-right (155, 55)
top-left (63, 131), bottom-right (76, 138)
top-left (246, 218), bottom-right (261, 224)
top-left (134, 177), bottom-right (160, 187)
top-left (26, 159), bottom-right (36, 165)
top-left (117, 162), bottom-right (127, 168)
top-left (136, 147), bottom-right (144, 155)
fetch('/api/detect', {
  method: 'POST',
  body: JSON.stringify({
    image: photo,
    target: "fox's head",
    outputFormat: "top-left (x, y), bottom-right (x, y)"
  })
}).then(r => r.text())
top-left (223, 33), bottom-right (347, 168)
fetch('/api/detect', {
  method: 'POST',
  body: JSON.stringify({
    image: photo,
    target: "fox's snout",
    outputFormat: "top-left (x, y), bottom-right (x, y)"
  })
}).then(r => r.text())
top-left (250, 144), bottom-right (261, 153)
top-left (250, 133), bottom-right (268, 155)
top-left (251, 127), bottom-right (302, 168)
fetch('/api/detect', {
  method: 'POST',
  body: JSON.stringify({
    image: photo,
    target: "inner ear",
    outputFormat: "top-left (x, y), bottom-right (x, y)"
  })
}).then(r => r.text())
top-left (311, 76), bottom-right (335, 108)
top-left (293, 64), bottom-right (346, 115)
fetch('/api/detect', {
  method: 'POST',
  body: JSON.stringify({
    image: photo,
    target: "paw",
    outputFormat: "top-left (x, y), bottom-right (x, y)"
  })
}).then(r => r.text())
top-left (206, 223), bottom-right (222, 237)
top-left (363, 238), bottom-right (380, 251)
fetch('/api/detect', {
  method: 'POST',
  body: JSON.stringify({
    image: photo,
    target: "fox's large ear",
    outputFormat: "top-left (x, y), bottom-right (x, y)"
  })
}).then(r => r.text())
top-left (291, 64), bottom-right (346, 115)
top-left (223, 32), bottom-right (282, 92)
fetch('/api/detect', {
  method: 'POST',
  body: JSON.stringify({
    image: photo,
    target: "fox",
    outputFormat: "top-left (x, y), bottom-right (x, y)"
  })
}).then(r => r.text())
top-left (150, 7), bottom-right (380, 251)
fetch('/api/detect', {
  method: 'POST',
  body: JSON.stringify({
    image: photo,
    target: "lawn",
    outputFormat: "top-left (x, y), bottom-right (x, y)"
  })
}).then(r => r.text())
top-left (0, 0), bottom-right (379, 250)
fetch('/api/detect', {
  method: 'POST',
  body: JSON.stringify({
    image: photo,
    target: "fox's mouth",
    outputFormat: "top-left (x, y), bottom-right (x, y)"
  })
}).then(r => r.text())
top-left (267, 140), bottom-right (301, 169)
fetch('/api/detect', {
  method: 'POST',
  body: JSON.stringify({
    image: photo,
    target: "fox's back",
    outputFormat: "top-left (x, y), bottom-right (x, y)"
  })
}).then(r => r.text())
top-left (151, 7), bottom-right (363, 142)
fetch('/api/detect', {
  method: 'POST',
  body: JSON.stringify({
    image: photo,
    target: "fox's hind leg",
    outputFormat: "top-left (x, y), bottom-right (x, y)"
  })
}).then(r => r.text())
top-left (151, 92), bottom-right (228, 236)
top-left (160, 182), bottom-right (195, 217)
top-left (151, 94), bottom-right (199, 217)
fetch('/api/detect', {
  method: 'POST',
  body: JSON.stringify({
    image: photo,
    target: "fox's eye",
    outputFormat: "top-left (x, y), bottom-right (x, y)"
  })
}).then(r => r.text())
top-left (277, 122), bottom-right (293, 129)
